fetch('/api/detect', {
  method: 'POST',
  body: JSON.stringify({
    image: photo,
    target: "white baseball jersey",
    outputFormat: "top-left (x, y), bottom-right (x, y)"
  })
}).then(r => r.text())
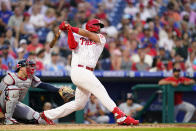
top-left (71, 33), bottom-right (106, 68)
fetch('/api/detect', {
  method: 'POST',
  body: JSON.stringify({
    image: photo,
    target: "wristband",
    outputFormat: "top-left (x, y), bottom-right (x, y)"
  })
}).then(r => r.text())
top-left (71, 27), bottom-right (79, 33)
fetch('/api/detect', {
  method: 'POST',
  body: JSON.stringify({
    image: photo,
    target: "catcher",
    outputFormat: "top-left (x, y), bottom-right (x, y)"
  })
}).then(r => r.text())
top-left (0, 59), bottom-right (74, 125)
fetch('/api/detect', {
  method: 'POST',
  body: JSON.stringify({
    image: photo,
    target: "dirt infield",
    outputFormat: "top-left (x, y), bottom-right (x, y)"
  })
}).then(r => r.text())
top-left (1, 124), bottom-right (196, 130)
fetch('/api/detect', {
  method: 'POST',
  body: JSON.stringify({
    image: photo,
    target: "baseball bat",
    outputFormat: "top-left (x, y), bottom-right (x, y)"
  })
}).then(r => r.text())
top-left (49, 30), bottom-right (62, 48)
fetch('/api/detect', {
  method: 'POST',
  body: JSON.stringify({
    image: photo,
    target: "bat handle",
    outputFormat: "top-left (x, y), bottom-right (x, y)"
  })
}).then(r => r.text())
top-left (49, 30), bottom-right (62, 48)
top-left (56, 30), bottom-right (61, 38)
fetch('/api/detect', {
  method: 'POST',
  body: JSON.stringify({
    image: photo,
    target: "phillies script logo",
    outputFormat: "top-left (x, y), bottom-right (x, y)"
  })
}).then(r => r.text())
top-left (80, 37), bottom-right (96, 45)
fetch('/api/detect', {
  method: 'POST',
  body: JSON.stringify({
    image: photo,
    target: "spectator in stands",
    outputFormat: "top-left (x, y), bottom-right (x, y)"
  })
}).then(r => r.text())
top-left (173, 54), bottom-right (186, 71)
top-left (45, 51), bottom-right (65, 72)
top-left (28, 0), bottom-right (48, 15)
top-left (158, 47), bottom-right (170, 61)
top-left (17, 47), bottom-right (25, 60)
top-left (119, 93), bottom-right (143, 118)
top-left (174, 37), bottom-right (189, 61)
top-left (103, 19), bottom-right (118, 38)
top-left (146, 0), bottom-right (157, 18)
top-left (183, 3), bottom-right (196, 26)
top-left (18, 39), bottom-right (28, 59)
top-left (17, 0), bottom-right (26, 13)
top-left (111, 47), bottom-right (122, 70)
top-left (117, 14), bottom-right (132, 32)
top-left (131, 46), bottom-right (153, 68)
top-left (140, 24), bottom-right (157, 49)
top-left (150, 47), bottom-right (172, 72)
top-left (0, 33), bottom-right (4, 45)
top-left (0, 1), bottom-right (13, 25)
top-left (44, 8), bottom-right (56, 28)
top-left (0, 0), bottom-right (194, 72)
top-left (190, 0), bottom-right (196, 11)
top-left (84, 94), bottom-right (109, 124)
top-left (29, 4), bottom-right (45, 29)
top-left (129, 40), bottom-right (138, 56)
top-left (124, 0), bottom-right (138, 18)
top-left (121, 49), bottom-right (132, 70)
top-left (158, 30), bottom-right (175, 55)
top-left (20, 12), bottom-right (36, 37)
top-left (102, 0), bottom-right (116, 12)
top-left (76, 2), bottom-right (89, 25)
top-left (8, 7), bottom-right (23, 33)
top-left (186, 52), bottom-right (196, 72)
top-left (0, 53), bottom-right (8, 70)
top-left (5, 29), bottom-right (17, 53)
top-left (27, 34), bottom-right (43, 52)
top-left (35, 47), bottom-right (45, 71)
top-left (150, 56), bottom-right (165, 72)
top-left (96, 4), bottom-right (107, 19)
top-left (159, 62), bottom-right (195, 123)
top-left (139, 3), bottom-right (151, 22)
top-left (132, 51), bottom-right (150, 71)
top-left (0, 0), bottom-right (11, 11)
top-left (1, 44), bottom-right (15, 70)
top-left (28, 52), bottom-right (36, 60)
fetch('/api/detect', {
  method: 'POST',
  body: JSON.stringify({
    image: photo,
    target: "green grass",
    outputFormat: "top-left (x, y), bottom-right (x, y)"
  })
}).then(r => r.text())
top-left (2, 129), bottom-right (196, 131)
top-left (50, 129), bottom-right (196, 131)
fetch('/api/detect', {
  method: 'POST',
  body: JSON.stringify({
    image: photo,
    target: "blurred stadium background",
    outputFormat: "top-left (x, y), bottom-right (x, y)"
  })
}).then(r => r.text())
top-left (0, 0), bottom-right (196, 124)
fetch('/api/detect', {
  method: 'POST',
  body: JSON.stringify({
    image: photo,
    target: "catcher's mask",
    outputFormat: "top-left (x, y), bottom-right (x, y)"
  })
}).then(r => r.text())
top-left (86, 19), bottom-right (104, 33)
top-left (16, 59), bottom-right (36, 77)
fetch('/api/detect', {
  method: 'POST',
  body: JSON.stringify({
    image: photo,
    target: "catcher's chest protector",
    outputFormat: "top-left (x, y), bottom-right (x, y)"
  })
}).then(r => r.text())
top-left (6, 73), bottom-right (33, 101)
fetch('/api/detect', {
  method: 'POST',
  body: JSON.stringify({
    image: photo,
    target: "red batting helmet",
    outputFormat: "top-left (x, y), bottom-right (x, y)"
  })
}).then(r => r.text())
top-left (86, 19), bottom-right (104, 32)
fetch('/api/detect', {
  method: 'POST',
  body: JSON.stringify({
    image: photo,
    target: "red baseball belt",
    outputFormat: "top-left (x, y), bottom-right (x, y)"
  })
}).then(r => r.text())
top-left (78, 64), bottom-right (94, 71)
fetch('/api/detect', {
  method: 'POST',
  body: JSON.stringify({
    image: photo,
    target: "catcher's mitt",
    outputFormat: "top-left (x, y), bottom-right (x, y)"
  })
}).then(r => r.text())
top-left (59, 86), bottom-right (75, 102)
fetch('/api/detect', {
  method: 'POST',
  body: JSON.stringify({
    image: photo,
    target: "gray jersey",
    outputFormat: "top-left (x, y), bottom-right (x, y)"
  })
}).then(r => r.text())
top-left (0, 72), bottom-right (41, 101)
top-left (119, 102), bottom-right (142, 117)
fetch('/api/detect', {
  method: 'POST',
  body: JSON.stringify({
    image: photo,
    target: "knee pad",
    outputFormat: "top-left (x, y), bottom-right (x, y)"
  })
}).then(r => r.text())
top-left (4, 86), bottom-right (20, 118)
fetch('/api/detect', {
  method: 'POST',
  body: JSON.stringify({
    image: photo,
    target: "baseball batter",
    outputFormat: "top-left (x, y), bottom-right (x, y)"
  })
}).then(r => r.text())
top-left (41, 19), bottom-right (139, 125)
top-left (0, 59), bottom-right (74, 125)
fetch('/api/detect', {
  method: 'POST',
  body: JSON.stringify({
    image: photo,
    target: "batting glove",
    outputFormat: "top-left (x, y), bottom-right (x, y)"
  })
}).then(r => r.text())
top-left (59, 21), bottom-right (71, 31)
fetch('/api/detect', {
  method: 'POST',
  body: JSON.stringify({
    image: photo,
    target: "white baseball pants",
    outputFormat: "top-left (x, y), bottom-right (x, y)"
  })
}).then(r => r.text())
top-left (175, 101), bottom-right (195, 122)
top-left (44, 66), bottom-right (116, 120)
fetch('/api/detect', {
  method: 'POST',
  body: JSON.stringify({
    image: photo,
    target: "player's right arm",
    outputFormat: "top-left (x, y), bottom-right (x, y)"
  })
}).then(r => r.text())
top-left (59, 22), bottom-right (105, 45)
top-left (158, 78), bottom-right (178, 87)
top-left (75, 28), bottom-right (101, 43)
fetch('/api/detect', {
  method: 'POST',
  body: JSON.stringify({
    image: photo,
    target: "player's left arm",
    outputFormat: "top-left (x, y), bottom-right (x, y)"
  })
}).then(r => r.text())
top-left (183, 78), bottom-right (195, 85)
top-left (31, 75), bottom-right (59, 92)
top-left (32, 75), bottom-right (75, 102)
top-left (134, 104), bottom-right (143, 112)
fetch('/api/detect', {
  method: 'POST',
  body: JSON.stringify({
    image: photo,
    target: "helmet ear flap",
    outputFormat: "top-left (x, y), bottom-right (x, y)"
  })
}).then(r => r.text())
top-left (86, 19), bottom-right (104, 32)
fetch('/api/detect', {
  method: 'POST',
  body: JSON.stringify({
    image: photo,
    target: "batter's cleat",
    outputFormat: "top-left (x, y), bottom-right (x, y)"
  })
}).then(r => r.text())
top-left (40, 112), bottom-right (55, 125)
top-left (4, 117), bottom-right (19, 125)
top-left (123, 116), bottom-right (139, 126)
top-left (112, 107), bottom-right (139, 126)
